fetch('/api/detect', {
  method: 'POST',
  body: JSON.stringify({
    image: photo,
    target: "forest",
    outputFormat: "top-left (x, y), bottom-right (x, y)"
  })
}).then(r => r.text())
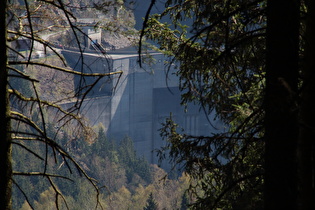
top-left (1, 0), bottom-right (315, 210)
top-left (13, 124), bottom-right (191, 209)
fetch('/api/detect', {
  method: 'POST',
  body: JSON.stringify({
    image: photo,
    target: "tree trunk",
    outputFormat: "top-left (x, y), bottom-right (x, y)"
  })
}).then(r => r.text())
top-left (298, 0), bottom-right (315, 208)
top-left (0, 0), bottom-right (12, 209)
top-left (265, 0), bottom-right (300, 209)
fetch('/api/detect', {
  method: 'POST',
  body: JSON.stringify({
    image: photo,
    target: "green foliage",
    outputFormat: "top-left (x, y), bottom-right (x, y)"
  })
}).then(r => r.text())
top-left (143, 193), bottom-right (158, 210)
top-left (117, 137), bottom-right (152, 183)
top-left (144, 0), bottom-right (266, 124)
top-left (143, 0), bottom-right (267, 209)
top-left (13, 123), bottom-right (192, 209)
top-left (89, 127), bottom-right (152, 186)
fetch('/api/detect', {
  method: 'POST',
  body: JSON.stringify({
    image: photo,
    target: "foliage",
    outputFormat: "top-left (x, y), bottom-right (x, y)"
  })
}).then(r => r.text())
top-left (141, 0), bottom-right (315, 208)
top-left (117, 137), bottom-right (152, 183)
top-left (142, 0), bottom-right (267, 209)
top-left (87, 127), bottom-right (152, 189)
top-left (13, 124), bottom-right (192, 209)
top-left (143, 193), bottom-right (158, 210)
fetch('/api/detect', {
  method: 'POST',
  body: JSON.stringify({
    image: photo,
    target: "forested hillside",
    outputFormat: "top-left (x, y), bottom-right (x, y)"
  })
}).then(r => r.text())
top-left (13, 123), bottom-right (191, 210)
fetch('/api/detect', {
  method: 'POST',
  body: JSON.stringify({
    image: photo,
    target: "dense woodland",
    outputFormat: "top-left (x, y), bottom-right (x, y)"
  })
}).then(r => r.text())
top-left (13, 123), bottom-right (191, 209)
top-left (1, 0), bottom-right (315, 209)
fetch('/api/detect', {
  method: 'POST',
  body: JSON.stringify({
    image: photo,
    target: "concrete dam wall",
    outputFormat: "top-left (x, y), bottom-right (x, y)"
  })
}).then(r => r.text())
top-left (61, 50), bottom-right (219, 168)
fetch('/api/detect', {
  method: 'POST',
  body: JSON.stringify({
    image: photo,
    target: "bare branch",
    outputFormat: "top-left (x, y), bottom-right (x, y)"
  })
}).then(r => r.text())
top-left (12, 141), bottom-right (44, 161)
top-left (9, 60), bottom-right (123, 77)
top-left (47, 176), bottom-right (70, 210)
top-left (13, 172), bottom-right (74, 181)
top-left (138, 0), bottom-right (156, 67)
top-left (11, 179), bottom-right (35, 210)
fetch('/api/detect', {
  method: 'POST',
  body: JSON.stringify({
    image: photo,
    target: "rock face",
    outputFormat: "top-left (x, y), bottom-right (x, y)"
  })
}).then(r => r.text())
top-left (61, 49), bottom-right (220, 170)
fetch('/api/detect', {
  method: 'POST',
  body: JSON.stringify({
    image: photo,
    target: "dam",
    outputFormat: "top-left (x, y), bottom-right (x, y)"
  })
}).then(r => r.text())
top-left (61, 49), bottom-right (218, 167)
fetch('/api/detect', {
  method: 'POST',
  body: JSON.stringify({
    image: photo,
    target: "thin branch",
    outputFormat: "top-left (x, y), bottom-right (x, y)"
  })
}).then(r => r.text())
top-left (12, 179), bottom-right (35, 210)
top-left (30, 81), bottom-right (50, 174)
top-left (7, 1), bottom-right (111, 209)
top-left (212, 173), bottom-right (264, 209)
top-left (9, 60), bottom-right (123, 77)
top-left (7, 31), bottom-right (68, 66)
top-left (13, 172), bottom-right (74, 182)
top-left (11, 111), bottom-right (103, 208)
top-left (9, 88), bottom-right (79, 120)
top-left (23, 0), bottom-right (35, 63)
top-left (12, 141), bottom-right (44, 161)
top-left (138, 0), bottom-right (156, 67)
top-left (47, 176), bottom-right (70, 210)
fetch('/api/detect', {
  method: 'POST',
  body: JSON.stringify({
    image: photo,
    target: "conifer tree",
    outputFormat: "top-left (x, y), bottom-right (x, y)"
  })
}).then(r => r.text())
top-left (143, 193), bottom-right (158, 210)
top-left (141, 0), bottom-right (315, 208)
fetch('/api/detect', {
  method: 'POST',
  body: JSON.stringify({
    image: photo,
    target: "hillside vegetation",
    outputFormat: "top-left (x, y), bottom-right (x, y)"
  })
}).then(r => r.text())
top-left (13, 124), bottom-right (192, 210)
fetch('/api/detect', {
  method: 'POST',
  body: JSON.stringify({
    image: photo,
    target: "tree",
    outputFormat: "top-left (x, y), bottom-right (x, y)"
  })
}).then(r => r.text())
top-left (141, 0), bottom-right (315, 208)
top-left (0, 1), bottom-right (12, 208)
top-left (117, 137), bottom-right (152, 183)
top-left (297, 0), bottom-right (315, 209)
top-left (264, 0), bottom-right (300, 208)
top-left (142, 0), bottom-right (266, 208)
top-left (1, 0), bottom-right (123, 209)
top-left (143, 193), bottom-right (158, 210)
